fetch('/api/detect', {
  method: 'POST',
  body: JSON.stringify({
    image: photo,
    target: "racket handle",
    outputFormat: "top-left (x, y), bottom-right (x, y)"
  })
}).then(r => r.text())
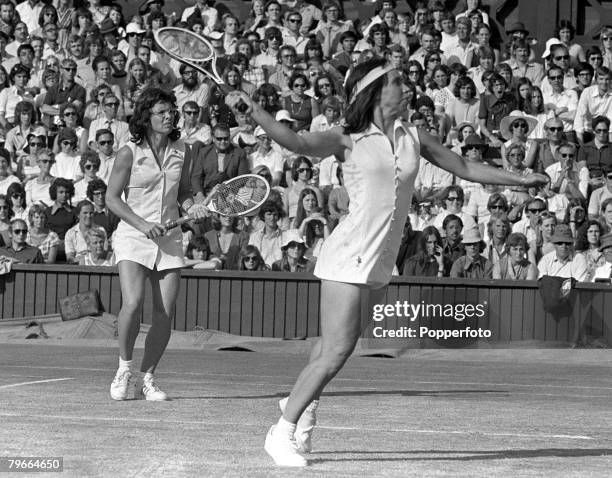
top-left (236, 100), bottom-right (249, 113)
top-left (164, 216), bottom-right (193, 232)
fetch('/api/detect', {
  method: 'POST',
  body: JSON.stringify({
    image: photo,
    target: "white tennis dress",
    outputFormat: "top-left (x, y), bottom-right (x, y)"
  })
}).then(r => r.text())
top-left (113, 139), bottom-right (186, 270)
top-left (314, 120), bottom-right (420, 288)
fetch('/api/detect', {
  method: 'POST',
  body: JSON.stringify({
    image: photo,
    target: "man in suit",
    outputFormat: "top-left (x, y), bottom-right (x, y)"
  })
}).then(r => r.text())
top-left (190, 122), bottom-right (249, 201)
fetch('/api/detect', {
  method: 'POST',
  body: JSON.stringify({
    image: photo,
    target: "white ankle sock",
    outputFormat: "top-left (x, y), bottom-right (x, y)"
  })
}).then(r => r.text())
top-left (275, 416), bottom-right (297, 438)
top-left (118, 358), bottom-right (132, 373)
top-left (143, 372), bottom-right (154, 385)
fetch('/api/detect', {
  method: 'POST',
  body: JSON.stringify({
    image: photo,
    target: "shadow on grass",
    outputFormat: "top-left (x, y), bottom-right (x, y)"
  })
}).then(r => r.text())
top-left (309, 448), bottom-right (612, 463)
top-left (171, 389), bottom-right (509, 400)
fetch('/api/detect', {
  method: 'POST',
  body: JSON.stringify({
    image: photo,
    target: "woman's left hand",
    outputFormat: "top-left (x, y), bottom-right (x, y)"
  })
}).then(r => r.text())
top-left (187, 203), bottom-right (210, 220)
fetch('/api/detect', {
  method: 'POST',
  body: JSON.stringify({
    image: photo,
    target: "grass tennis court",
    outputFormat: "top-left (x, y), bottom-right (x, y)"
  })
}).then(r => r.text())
top-left (2, 343), bottom-right (612, 477)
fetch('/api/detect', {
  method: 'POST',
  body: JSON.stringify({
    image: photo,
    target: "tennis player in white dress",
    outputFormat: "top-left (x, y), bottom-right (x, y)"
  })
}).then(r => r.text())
top-left (227, 59), bottom-right (547, 467)
top-left (106, 88), bottom-right (208, 402)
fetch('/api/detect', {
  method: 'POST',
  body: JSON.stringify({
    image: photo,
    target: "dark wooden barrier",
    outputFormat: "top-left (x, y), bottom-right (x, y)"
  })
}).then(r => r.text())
top-left (2, 264), bottom-right (612, 345)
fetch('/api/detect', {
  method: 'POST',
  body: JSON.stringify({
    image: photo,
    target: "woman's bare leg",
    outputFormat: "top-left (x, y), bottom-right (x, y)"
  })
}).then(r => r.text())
top-left (116, 261), bottom-right (148, 361)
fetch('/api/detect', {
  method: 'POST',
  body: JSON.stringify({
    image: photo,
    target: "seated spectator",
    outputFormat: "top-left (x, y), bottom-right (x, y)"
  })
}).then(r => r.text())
top-left (502, 143), bottom-right (534, 206)
top-left (545, 141), bottom-right (588, 201)
top-left (271, 229), bottom-right (315, 272)
top-left (82, 84), bottom-right (113, 130)
top-left (284, 156), bottom-right (323, 220)
top-left (512, 197), bottom-right (547, 243)
top-left (456, 134), bottom-right (494, 203)
top-left (0, 63), bottom-right (35, 131)
top-left (0, 194), bottom-right (12, 245)
top-left (441, 213), bottom-right (465, 263)
top-left (592, 233), bottom-right (612, 281)
top-left (238, 245), bottom-right (268, 271)
top-left (94, 129), bottom-right (116, 184)
top-left (577, 116), bottom-right (612, 193)
top-left (204, 214), bottom-right (249, 270)
top-left (5, 100), bottom-right (36, 167)
top-left (0, 147), bottom-right (20, 194)
top-left (483, 212), bottom-right (511, 266)
top-left (500, 111), bottom-right (538, 169)
top-left (600, 197), bottom-right (612, 234)
top-left (248, 199), bottom-right (286, 267)
top-left (537, 224), bottom-right (588, 281)
top-left (478, 73), bottom-right (517, 148)
top-left (87, 93), bottom-right (129, 152)
top-left (45, 177), bottom-right (77, 240)
top-left (6, 182), bottom-right (26, 221)
top-left (588, 168), bottom-right (612, 220)
top-left (0, 218), bottom-right (44, 263)
top-left (432, 185), bottom-right (472, 234)
top-left (53, 102), bottom-right (89, 154)
top-left (86, 178), bottom-right (119, 237)
top-left (293, 187), bottom-right (327, 230)
top-left (250, 125), bottom-right (284, 186)
top-left (528, 211), bottom-right (557, 265)
top-left (533, 117), bottom-right (565, 172)
top-left (310, 96), bottom-right (342, 133)
top-left (184, 236), bottom-right (222, 270)
top-left (17, 125), bottom-right (47, 182)
top-left (402, 225), bottom-right (451, 277)
top-left (450, 228), bottom-right (493, 278)
top-left (179, 101), bottom-right (211, 146)
top-left (537, 174), bottom-right (569, 222)
top-left (492, 232), bottom-right (538, 280)
top-left (301, 209), bottom-right (329, 259)
top-left (465, 188), bottom-right (508, 237)
top-left (78, 228), bottom-right (115, 266)
top-left (26, 204), bottom-right (60, 263)
top-left (24, 149), bottom-right (55, 207)
top-left (64, 199), bottom-right (107, 263)
top-left (51, 127), bottom-right (81, 181)
top-left (73, 150), bottom-right (101, 202)
top-left (446, 76), bottom-right (479, 129)
top-left (575, 220), bottom-right (606, 282)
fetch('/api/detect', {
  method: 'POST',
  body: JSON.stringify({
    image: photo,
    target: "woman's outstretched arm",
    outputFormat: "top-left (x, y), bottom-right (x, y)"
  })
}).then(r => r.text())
top-left (418, 129), bottom-right (548, 188)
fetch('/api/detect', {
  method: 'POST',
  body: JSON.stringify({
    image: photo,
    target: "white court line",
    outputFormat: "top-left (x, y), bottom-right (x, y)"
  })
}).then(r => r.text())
top-left (0, 378), bottom-right (74, 389)
top-left (4, 364), bottom-right (612, 392)
top-left (0, 412), bottom-right (596, 441)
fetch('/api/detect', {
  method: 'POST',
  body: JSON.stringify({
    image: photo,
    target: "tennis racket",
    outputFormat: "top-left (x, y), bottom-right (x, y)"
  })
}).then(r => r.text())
top-left (164, 174), bottom-right (271, 231)
top-left (154, 27), bottom-right (248, 112)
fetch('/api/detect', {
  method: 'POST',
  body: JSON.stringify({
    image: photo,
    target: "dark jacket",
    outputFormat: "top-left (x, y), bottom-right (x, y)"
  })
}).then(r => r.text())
top-left (189, 141), bottom-right (249, 196)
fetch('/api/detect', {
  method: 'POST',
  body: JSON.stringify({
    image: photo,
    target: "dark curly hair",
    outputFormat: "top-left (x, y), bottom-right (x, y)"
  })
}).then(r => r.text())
top-left (86, 178), bottom-right (107, 201)
top-left (49, 177), bottom-right (75, 201)
top-left (129, 87), bottom-right (180, 145)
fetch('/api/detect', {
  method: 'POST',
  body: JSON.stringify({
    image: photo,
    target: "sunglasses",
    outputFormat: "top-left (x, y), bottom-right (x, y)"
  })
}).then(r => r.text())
top-left (244, 256), bottom-right (258, 262)
top-left (547, 126), bottom-right (563, 132)
top-left (554, 55), bottom-right (570, 60)
top-left (293, 83), bottom-right (307, 88)
top-left (490, 205), bottom-right (505, 210)
top-left (29, 141), bottom-right (44, 147)
top-left (98, 140), bottom-right (113, 145)
top-left (555, 242), bottom-right (572, 246)
top-left (560, 153), bottom-right (574, 158)
top-left (318, 83), bottom-right (331, 88)
top-left (183, 111), bottom-right (199, 115)
top-left (12, 229), bottom-right (27, 234)
top-left (288, 18), bottom-right (301, 23)
top-left (603, 37), bottom-right (612, 41)
top-left (62, 67), bottom-right (77, 71)
top-left (465, 145), bottom-right (481, 151)
top-left (595, 128), bottom-right (609, 133)
top-left (548, 75), bottom-right (563, 80)
top-left (84, 164), bottom-right (99, 170)
top-left (528, 208), bottom-right (545, 213)
top-left (447, 196), bottom-right (460, 201)
top-left (64, 111), bottom-right (77, 116)
top-left (606, 174), bottom-right (612, 180)
top-left (297, 167), bottom-right (311, 173)
top-left (38, 159), bottom-right (51, 163)
top-left (513, 122), bottom-right (528, 128)
top-left (12, 193), bottom-right (22, 198)
top-left (214, 136), bottom-right (230, 141)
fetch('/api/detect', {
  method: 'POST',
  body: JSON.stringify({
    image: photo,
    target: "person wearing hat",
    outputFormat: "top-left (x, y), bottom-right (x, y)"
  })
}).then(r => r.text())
top-left (117, 22), bottom-right (146, 64)
top-left (449, 228), bottom-right (493, 278)
top-left (478, 73), bottom-right (517, 148)
top-left (251, 125), bottom-right (284, 186)
top-left (271, 228), bottom-right (314, 272)
top-left (499, 110), bottom-right (538, 169)
top-left (99, 18), bottom-right (120, 50)
top-left (537, 224), bottom-right (588, 281)
top-left (592, 233), bottom-right (612, 281)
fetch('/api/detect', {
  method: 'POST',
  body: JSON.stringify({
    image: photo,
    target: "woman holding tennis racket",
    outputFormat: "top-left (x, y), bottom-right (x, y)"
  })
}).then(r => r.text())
top-left (226, 58), bottom-right (548, 467)
top-left (106, 88), bottom-right (208, 402)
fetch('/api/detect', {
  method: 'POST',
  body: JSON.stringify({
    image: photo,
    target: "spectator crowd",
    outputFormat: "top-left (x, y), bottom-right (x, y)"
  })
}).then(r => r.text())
top-left (0, 0), bottom-right (612, 284)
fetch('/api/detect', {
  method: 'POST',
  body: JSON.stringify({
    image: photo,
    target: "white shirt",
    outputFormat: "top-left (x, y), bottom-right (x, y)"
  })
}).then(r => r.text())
top-left (542, 88), bottom-right (578, 132)
top-left (98, 153), bottom-right (116, 185)
top-left (248, 228), bottom-right (285, 267)
top-left (87, 118), bottom-right (130, 152)
top-left (545, 162), bottom-right (589, 199)
top-left (15, 0), bottom-right (44, 34)
top-left (592, 262), bottom-right (612, 281)
top-left (573, 85), bottom-right (612, 135)
top-left (249, 148), bottom-right (284, 175)
top-left (588, 186), bottom-right (612, 217)
top-left (50, 152), bottom-right (81, 181)
top-left (537, 251), bottom-right (588, 281)
top-left (173, 83), bottom-right (211, 112)
top-left (0, 86), bottom-right (27, 124)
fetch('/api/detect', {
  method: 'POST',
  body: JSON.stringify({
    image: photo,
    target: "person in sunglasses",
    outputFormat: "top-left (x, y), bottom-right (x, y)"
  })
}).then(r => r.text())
top-left (499, 110), bottom-right (538, 169)
top-left (41, 58), bottom-right (86, 118)
top-left (588, 166), bottom-right (612, 220)
top-left (537, 224), bottom-right (588, 281)
top-left (534, 117), bottom-right (566, 172)
top-left (0, 218), bottom-right (44, 263)
top-left (87, 93), bottom-right (129, 152)
top-left (238, 244), bottom-right (268, 271)
top-left (545, 141), bottom-right (588, 201)
top-left (512, 197), bottom-right (548, 243)
top-left (577, 116), bottom-right (612, 193)
top-left (73, 150), bottom-right (101, 203)
top-left (574, 66), bottom-right (612, 144)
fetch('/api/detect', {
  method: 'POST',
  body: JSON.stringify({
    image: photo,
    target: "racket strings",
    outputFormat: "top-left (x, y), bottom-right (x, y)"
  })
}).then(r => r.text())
top-left (212, 177), bottom-right (269, 216)
top-left (157, 29), bottom-right (213, 61)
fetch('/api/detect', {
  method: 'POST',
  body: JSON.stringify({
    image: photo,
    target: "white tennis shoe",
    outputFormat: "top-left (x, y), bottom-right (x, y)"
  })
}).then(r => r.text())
top-left (279, 397), bottom-right (316, 453)
top-left (264, 425), bottom-right (308, 467)
top-left (110, 370), bottom-right (132, 401)
top-left (141, 380), bottom-right (169, 401)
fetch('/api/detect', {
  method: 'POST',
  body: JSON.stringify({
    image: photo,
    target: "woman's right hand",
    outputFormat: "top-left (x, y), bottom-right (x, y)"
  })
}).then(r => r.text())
top-left (139, 221), bottom-right (165, 239)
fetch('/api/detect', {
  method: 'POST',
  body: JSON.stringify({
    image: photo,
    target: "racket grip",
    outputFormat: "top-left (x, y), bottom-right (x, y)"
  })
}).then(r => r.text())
top-left (164, 216), bottom-right (192, 232)
top-left (236, 100), bottom-right (249, 113)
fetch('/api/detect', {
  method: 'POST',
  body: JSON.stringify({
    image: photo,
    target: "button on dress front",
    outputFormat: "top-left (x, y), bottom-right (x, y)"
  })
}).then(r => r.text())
top-left (314, 121), bottom-right (421, 288)
top-left (112, 140), bottom-right (186, 271)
